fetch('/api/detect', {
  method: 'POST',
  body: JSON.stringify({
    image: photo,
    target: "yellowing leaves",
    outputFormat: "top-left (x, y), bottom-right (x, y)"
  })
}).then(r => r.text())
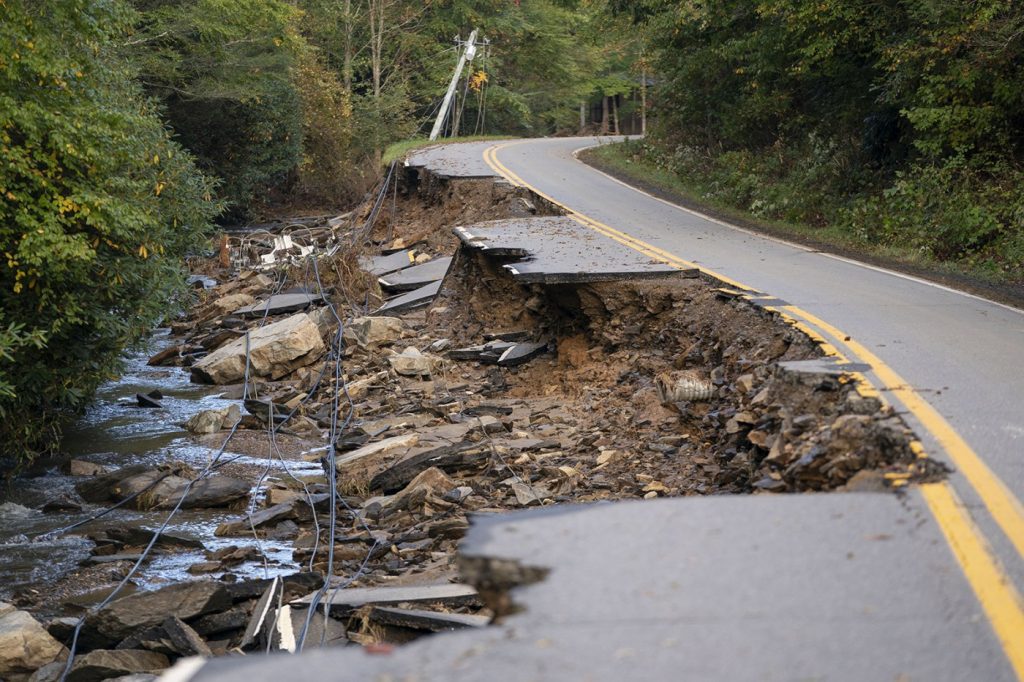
top-left (138, 244), bottom-right (149, 258)
top-left (154, 181), bottom-right (165, 196)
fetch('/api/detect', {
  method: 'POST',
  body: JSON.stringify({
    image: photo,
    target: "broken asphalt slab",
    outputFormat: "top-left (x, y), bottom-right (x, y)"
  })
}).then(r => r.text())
top-left (379, 257), bottom-right (454, 292)
top-left (455, 216), bottom-right (694, 283)
top-left (234, 293), bottom-right (325, 318)
top-left (360, 250), bottom-right (416, 276)
top-left (375, 280), bottom-right (442, 314)
top-left (176, 490), bottom-right (1013, 681)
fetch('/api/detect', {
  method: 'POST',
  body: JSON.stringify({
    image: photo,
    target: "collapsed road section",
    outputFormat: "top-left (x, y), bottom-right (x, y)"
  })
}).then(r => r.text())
top-left (147, 149), bottom-right (955, 682)
top-left (2, 145), bottom-right (963, 682)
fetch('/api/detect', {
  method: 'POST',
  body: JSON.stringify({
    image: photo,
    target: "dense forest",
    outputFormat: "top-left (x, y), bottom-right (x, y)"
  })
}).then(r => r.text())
top-left (609, 0), bottom-right (1024, 283)
top-left (4, 0), bottom-right (1022, 461)
top-left (0, 0), bottom-right (641, 460)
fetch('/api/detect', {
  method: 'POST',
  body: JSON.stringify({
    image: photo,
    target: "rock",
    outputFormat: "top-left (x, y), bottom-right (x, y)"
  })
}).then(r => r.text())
top-left (842, 469), bottom-right (889, 493)
top-left (0, 603), bottom-right (67, 679)
top-left (66, 649), bottom-right (169, 682)
top-left (184, 405), bottom-right (241, 434)
top-left (735, 373), bottom-right (756, 394)
top-left (191, 313), bottom-right (326, 384)
top-left (146, 346), bottom-right (181, 367)
top-left (161, 616), bottom-right (212, 657)
top-left (40, 495), bottom-right (83, 513)
top-left (204, 293), bottom-right (255, 319)
top-left (388, 347), bottom-right (438, 377)
top-left (344, 316), bottom-right (404, 349)
top-left (214, 495), bottom-right (328, 536)
top-left (135, 393), bottom-right (162, 409)
top-left (511, 481), bottom-right (550, 507)
top-left (376, 467), bottom-right (455, 514)
top-left (76, 465), bottom-right (165, 504)
top-left (170, 476), bottom-right (251, 510)
top-left (66, 460), bottom-right (109, 477)
top-left (87, 581), bottom-right (230, 644)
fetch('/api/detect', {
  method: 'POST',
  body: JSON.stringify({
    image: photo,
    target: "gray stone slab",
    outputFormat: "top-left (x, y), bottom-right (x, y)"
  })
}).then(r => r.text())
top-left (181, 490), bottom-right (1013, 682)
top-left (234, 293), bottom-right (323, 318)
top-left (455, 217), bottom-right (694, 283)
top-left (379, 257), bottom-right (453, 292)
top-left (360, 250), bottom-right (415, 276)
top-left (292, 583), bottom-right (477, 612)
top-left (375, 280), bottom-right (442, 314)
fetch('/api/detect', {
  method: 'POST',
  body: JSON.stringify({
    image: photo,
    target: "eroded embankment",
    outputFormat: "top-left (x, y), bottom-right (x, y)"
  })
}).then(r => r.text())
top-left (0, 162), bottom-right (945, 682)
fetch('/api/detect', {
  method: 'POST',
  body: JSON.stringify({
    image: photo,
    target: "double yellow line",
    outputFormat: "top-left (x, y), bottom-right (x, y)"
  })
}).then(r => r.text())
top-left (483, 140), bottom-right (1024, 677)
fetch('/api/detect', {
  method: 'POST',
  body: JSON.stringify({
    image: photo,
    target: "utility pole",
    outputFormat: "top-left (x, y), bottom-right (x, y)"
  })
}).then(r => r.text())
top-left (430, 29), bottom-right (478, 141)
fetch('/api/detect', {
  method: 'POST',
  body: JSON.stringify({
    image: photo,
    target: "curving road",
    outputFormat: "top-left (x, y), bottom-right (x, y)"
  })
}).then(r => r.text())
top-left (412, 136), bottom-right (1024, 673)
top-left (183, 138), bottom-right (1024, 681)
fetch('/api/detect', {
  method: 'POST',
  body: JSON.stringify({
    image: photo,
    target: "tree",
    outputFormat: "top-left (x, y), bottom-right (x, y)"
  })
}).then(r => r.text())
top-left (0, 0), bottom-right (218, 461)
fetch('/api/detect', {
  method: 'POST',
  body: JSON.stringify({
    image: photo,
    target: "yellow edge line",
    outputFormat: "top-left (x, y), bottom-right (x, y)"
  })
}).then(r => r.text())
top-left (483, 140), bottom-right (1024, 677)
top-left (921, 482), bottom-right (1024, 678)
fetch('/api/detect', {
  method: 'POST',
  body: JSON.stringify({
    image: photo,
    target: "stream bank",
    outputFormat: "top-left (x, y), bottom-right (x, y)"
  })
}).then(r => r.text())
top-left (0, 162), bottom-right (942, 682)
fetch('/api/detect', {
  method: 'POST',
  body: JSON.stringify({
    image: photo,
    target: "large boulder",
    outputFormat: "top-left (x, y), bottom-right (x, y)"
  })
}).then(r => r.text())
top-left (190, 313), bottom-right (325, 384)
top-left (184, 405), bottom-right (241, 434)
top-left (86, 581), bottom-right (229, 645)
top-left (0, 603), bottom-right (67, 680)
top-left (343, 316), bottom-right (404, 349)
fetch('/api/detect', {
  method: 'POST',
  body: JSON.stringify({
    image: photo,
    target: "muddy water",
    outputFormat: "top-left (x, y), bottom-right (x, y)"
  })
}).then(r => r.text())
top-left (0, 330), bottom-right (319, 609)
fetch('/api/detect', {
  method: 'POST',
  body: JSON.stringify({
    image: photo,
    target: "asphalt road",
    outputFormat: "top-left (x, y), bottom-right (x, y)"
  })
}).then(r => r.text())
top-left (411, 137), bottom-right (1024, 673)
top-left (178, 138), bottom-right (1024, 681)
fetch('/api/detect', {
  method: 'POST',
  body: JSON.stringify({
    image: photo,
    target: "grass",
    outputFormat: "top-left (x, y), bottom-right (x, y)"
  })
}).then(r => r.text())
top-left (580, 141), bottom-right (1024, 306)
top-left (382, 134), bottom-right (510, 166)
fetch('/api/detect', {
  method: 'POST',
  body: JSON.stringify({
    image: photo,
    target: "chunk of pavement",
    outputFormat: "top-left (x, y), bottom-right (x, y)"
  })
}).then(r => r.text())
top-left (293, 583), bottom-right (477, 615)
top-left (86, 581), bottom-right (230, 644)
top-left (342, 316), bottom-right (404, 349)
top-left (497, 342), bottom-right (548, 367)
top-left (190, 312), bottom-right (326, 384)
top-left (185, 405), bottom-right (241, 434)
top-left (260, 604), bottom-right (346, 653)
top-left (66, 649), bottom-right (169, 682)
top-left (449, 341), bottom-right (516, 363)
top-left (360, 249), bottom-right (414, 276)
top-left (0, 602), bottom-right (68, 679)
top-left (161, 616), bottom-right (212, 657)
top-left (388, 347), bottom-right (439, 377)
top-left (234, 293), bottom-right (324, 318)
top-left (368, 606), bottom-right (490, 632)
top-left (375, 280), bottom-right (442, 314)
top-left (239, 577), bottom-right (280, 649)
top-left (378, 257), bottom-right (453, 292)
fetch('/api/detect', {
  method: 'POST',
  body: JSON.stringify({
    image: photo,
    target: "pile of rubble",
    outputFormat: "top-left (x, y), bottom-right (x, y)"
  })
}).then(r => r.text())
top-left (1, 166), bottom-right (945, 681)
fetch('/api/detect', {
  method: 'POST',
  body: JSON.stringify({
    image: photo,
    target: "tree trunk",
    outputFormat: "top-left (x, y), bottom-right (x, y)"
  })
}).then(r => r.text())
top-left (600, 95), bottom-right (609, 135)
top-left (579, 101), bottom-right (586, 134)
top-left (342, 0), bottom-right (353, 96)
top-left (611, 95), bottom-right (619, 135)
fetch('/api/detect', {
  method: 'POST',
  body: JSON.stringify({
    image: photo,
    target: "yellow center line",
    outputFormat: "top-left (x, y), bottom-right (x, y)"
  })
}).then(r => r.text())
top-left (482, 139), bottom-right (1024, 678)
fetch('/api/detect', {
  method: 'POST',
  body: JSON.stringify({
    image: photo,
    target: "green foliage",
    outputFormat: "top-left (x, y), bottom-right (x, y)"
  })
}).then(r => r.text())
top-left (131, 0), bottom-right (304, 219)
top-left (629, 0), bottom-right (1024, 282)
top-left (0, 0), bottom-right (218, 460)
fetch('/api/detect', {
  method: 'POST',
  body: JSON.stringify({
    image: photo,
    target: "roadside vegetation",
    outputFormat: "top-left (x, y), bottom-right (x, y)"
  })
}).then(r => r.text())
top-left (607, 0), bottom-right (1024, 288)
top-left (0, 0), bottom-right (644, 462)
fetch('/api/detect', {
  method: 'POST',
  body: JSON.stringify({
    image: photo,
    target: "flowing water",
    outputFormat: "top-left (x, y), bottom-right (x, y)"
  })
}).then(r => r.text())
top-left (0, 330), bottom-right (321, 608)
